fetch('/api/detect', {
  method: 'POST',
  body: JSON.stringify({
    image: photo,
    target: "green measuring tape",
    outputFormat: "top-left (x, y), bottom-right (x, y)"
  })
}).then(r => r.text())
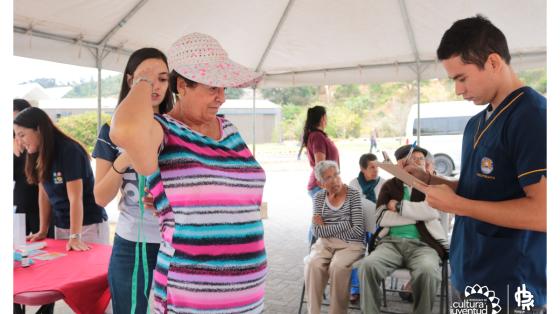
top-left (131, 174), bottom-right (150, 314)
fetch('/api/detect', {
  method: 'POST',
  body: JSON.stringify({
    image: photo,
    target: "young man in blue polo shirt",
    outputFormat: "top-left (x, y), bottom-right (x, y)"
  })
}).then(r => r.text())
top-left (407, 15), bottom-right (546, 313)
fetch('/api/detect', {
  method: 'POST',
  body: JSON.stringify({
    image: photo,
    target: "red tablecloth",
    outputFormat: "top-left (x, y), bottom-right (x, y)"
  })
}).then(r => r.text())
top-left (14, 239), bottom-right (112, 314)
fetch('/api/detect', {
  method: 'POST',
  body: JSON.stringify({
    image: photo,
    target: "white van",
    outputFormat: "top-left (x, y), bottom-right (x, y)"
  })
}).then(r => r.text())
top-left (404, 101), bottom-right (483, 176)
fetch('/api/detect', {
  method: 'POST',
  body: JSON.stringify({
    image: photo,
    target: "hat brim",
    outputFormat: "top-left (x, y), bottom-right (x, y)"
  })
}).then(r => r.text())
top-left (394, 145), bottom-right (429, 160)
top-left (172, 59), bottom-right (263, 88)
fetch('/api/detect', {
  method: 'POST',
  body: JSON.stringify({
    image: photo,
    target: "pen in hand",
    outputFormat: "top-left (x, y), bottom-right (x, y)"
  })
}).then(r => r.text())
top-left (404, 140), bottom-right (417, 165)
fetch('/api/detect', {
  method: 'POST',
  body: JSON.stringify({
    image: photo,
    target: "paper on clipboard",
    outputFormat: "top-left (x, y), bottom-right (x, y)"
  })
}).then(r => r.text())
top-left (375, 161), bottom-right (428, 194)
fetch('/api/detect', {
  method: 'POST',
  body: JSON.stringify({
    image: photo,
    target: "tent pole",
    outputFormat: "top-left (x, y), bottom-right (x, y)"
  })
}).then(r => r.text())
top-left (96, 48), bottom-right (102, 134)
top-left (398, 0), bottom-right (422, 145)
top-left (252, 87), bottom-right (257, 156)
top-left (416, 68), bottom-right (421, 145)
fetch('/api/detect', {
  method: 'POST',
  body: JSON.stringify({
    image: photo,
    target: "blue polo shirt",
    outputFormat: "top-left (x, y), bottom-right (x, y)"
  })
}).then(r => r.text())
top-left (450, 86), bottom-right (546, 308)
top-left (42, 137), bottom-right (107, 229)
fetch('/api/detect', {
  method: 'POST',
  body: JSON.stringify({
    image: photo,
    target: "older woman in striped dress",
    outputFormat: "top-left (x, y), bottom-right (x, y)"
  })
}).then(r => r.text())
top-left (110, 33), bottom-right (266, 313)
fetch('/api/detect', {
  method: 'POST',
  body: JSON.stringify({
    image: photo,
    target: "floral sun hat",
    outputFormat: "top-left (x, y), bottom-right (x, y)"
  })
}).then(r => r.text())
top-left (167, 32), bottom-right (263, 88)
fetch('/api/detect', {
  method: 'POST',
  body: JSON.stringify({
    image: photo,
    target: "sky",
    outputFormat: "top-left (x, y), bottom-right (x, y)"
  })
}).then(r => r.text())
top-left (13, 56), bottom-right (121, 86)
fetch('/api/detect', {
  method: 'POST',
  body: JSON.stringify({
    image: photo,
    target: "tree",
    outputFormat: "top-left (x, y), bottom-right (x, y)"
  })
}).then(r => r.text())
top-left (225, 88), bottom-right (245, 99)
top-left (325, 104), bottom-right (361, 138)
top-left (261, 86), bottom-right (320, 106)
top-left (64, 75), bottom-right (123, 98)
top-left (25, 78), bottom-right (57, 88)
top-left (334, 84), bottom-right (361, 101)
top-left (280, 104), bottom-right (306, 140)
top-left (57, 112), bottom-right (112, 153)
top-left (519, 68), bottom-right (546, 94)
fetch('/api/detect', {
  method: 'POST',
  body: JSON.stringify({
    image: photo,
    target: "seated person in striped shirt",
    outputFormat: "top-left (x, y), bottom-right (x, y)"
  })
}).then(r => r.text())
top-left (358, 145), bottom-right (448, 314)
top-left (304, 160), bottom-right (365, 314)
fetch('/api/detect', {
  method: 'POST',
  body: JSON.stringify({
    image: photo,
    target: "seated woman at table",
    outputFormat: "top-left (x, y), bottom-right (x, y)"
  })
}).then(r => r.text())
top-left (92, 47), bottom-right (173, 314)
top-left (14, 107), bottom-right (109, 251)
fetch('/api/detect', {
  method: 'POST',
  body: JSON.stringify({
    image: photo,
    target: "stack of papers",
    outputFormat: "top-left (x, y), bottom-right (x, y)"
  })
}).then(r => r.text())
top-left (34, 252), bottom-right (66, 261)
top-left (16, 241), bottom-right (47, 254)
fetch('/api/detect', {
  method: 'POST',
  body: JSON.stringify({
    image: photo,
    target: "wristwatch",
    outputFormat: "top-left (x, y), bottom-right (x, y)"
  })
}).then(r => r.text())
top-left (132, 76), bottom-right (153, 88)
top-left (395, 201), bottom-right (403, 214)
top-left (69, 233), bottom-right (81, 240)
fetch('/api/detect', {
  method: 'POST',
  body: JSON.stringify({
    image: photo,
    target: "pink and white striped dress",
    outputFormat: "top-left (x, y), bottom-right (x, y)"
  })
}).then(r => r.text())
top-left (147, 114), bottom-right (267, 313)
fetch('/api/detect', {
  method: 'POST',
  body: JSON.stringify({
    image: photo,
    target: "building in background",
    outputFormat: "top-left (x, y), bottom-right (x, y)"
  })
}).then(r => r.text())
top-left (218, 99), bottom-right (282, 144)
top-left (15, 83), bottom-right (282, 144)
top-left (38, 98), bottom-right (117, 120)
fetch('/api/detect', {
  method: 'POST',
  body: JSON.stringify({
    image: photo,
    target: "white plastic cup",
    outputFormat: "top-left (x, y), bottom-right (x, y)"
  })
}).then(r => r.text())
top-left (13, 213), bottom-right (26, 248)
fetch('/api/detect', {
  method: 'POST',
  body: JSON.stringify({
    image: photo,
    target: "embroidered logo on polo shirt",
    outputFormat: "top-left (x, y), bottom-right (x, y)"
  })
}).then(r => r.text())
top-left (53, 172), bottom-right (63, 184)
top-left (481, 157), bottom-right (494, 175)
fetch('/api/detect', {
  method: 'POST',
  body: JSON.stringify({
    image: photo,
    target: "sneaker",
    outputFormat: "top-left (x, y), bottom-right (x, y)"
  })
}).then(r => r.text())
top-left (349, 294), bottom-right (360, 304)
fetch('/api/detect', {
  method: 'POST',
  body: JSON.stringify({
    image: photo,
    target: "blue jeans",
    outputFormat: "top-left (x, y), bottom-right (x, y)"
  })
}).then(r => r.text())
top-left (308, 186), bottom-right (323, 243)
top-left (307, 186), bottom-right (323, 198)
top-left (351, 232), bottom-right (373, 295)
top-left (108, 234), bottom-right (160, 314)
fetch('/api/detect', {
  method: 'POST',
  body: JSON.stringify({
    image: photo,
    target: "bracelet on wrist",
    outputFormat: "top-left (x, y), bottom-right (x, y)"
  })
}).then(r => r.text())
top-left (69, 233), bottom-right (81, 240)
top-left (132, 76), bottom-right (154, 88)
top-left (112, 163), bottom-right (127, 174)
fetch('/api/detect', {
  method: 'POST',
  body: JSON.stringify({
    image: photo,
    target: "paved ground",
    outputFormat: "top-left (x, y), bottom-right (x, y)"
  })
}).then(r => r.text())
top-left (24, 142), bottom-right (448, 313)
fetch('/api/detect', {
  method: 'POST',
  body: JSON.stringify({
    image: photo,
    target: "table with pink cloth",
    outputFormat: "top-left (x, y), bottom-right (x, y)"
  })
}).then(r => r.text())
top-left (14, 239), bottom-right (112, 314)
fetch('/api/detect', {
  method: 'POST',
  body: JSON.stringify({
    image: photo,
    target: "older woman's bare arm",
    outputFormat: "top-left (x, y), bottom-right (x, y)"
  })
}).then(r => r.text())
top-left (110, 65), bottom-right (163, 175)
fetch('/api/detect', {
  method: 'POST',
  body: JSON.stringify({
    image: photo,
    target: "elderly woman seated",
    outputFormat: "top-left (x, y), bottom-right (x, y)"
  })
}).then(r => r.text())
top-left (304, 160), bottom-right (365, 314)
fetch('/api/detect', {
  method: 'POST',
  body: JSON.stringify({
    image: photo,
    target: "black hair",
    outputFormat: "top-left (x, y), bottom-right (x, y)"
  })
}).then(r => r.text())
top-left (13, 107), bottom-right (89, 184)
top-left (359, 153), bottom-right (378, 169)
top-left (169, 70), bottom-right (198, 94)
top-left (437, 15), bottom-right (511, 69)
top-left (302, 105), bottom-right (327, 147)
top-left (119, 47), bottom-right (174, 114)
top-left (14, 98), bottom-right (32, 112)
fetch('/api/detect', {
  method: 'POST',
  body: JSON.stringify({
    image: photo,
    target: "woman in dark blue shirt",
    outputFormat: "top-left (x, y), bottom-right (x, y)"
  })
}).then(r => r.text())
top-left (14, 107), bottom-right (108, 251)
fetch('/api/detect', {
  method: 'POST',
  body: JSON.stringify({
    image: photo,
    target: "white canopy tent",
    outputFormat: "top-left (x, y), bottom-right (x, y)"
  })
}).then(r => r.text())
top-left (13, 0), bottom-right (547, 148)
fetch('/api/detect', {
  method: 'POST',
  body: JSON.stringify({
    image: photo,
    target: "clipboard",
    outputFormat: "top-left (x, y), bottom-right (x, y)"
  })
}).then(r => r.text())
top-left (375, 161), bottom-right (428, 194)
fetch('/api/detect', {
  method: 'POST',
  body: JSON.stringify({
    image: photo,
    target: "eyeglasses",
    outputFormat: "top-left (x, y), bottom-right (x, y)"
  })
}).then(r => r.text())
top-left (410, 156), bottom-right (425, 162)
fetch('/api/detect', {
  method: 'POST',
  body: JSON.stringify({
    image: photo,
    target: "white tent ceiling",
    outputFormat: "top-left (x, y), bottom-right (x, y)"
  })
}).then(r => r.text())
top-left (14, 0), bottom-right (546, 88)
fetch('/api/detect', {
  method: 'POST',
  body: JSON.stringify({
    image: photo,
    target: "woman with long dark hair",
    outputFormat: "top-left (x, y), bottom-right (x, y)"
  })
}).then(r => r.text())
top-left (92, 47), bottom-right (173, 313)
top-left (302, 105), bottom-right (340, 198)
top-left (14, 107), bottom-right (108, 251)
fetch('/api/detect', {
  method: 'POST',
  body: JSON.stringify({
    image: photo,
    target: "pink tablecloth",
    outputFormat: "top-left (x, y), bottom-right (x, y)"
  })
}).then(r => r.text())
top-left (14, 239), bottom-right (112, 314)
